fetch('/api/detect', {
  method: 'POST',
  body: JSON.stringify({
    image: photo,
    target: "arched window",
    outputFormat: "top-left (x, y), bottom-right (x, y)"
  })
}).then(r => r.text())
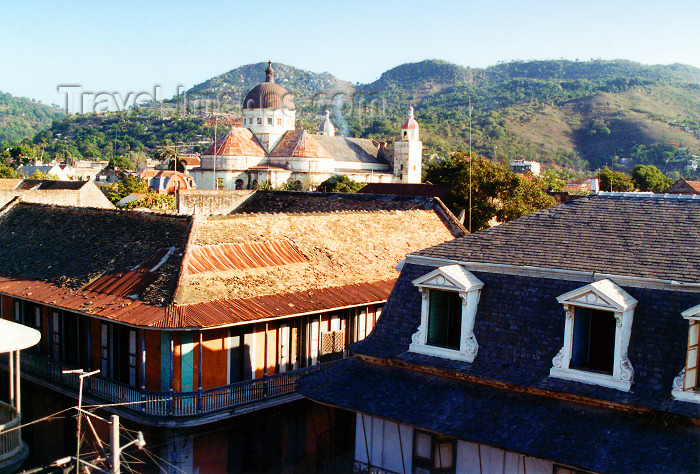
top-left (235, 179), bottom-right (244, 190)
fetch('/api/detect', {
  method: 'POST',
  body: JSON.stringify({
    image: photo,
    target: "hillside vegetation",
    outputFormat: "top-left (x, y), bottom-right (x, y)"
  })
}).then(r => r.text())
top-left (0, 92), bottom-right (65, 146)
top-left (3, 59), bottom-right (699, 176)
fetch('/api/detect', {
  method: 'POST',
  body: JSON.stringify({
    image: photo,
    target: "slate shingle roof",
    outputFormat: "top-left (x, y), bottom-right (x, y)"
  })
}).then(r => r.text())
top-left (297, 194), bottom-right (700, 472)
top-left (414, 194), bottom-right (700, 283)
top-left (298, 358), bottom-right (700, 474)
top-left (0, 202), bottom-right (191, 305)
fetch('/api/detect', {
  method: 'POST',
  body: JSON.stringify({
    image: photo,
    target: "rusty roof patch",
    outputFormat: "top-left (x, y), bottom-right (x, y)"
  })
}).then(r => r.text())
top-left (161, 279), bottom-right (396, 328)
top-left (185, 239), bottom-right (308, 275)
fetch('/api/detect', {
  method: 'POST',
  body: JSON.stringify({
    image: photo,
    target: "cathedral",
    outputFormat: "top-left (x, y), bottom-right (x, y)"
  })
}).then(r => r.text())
top-left (189, 62), bottom-right (423, 190)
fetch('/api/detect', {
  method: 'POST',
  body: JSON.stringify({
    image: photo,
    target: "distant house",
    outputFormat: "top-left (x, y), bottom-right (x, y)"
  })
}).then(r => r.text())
top-left (299, 193), bottom-right (700, 473)
top-left (94, 168), bottom-right (125, 186)
top-left (510, 159), bottom-right (541, 176)
top-left (664, 177), bottom-right (700, 195)
top-left (0, 179), bottom-right (114, 209)
top-left (0, 191), bottom-right (464, 472)
top-left (16, 164), bottom-right (70, 181)
top-left (138, 169), bottom-right (195, 194)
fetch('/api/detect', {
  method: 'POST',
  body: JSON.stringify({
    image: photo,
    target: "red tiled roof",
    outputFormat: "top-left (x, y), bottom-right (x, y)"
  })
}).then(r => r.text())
top-left (401, 117), bottom-right (418, 129)
top-left (84, 248), bottom-right (174, 297)
top-left (269, 130), bottom-right (333, 159)
top-left (203, 127), bottom-right (266, 157)
top-left (185, 240), bottom-right (308, 275)
top-left (665, 178), bottom-right (700, 195)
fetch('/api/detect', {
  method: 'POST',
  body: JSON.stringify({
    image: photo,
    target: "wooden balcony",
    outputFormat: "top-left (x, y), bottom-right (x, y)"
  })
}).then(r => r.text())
top-left (14, 352), bottom-right (339, 427)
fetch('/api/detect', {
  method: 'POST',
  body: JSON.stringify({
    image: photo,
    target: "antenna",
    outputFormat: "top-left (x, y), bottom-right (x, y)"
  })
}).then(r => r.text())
top-left (468, 96), bottom-right (472, 233)
top-left (213, 117), bottom-right (218, 190)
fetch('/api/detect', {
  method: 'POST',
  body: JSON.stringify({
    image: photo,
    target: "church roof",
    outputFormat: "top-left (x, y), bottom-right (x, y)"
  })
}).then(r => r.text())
top-left (242, 61), bottom-right (295, 110)
top-left (269, 130), bottom-right (333, 159)
top-left (203, 127), bottom-right (266, 157)
top-left (313, 136), bottom-right (388, 164)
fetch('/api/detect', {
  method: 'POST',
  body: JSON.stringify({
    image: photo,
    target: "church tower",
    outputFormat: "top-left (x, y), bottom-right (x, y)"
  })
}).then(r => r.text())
top-left (241, 61), bottom-right (296, 152)
top-left (317, 110), bottom-right (335, 136)
top-left (393, 106), bottom-right (422, 183)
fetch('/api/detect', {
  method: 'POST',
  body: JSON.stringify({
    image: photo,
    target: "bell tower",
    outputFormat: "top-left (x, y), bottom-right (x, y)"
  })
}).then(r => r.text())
top-left (393, 106), bottom-right (422, 183)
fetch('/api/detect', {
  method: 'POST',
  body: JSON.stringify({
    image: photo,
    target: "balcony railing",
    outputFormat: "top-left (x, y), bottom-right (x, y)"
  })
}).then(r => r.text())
top-left (15, 353), bottom-right (336, 421)
top-left (0, 401), bottom-right (22, 464)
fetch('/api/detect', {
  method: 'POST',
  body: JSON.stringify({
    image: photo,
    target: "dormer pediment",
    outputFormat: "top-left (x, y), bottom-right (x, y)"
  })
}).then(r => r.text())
top-left (556, 279), bottom-right (637, 312)
top-left (681, 304), bottom-right (700, 321)
top-left (412, 264), bottom-right (483, 292)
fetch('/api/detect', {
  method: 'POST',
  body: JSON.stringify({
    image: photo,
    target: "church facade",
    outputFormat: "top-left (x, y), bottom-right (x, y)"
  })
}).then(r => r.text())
top-left (190, 62), bottom-right (423, 190)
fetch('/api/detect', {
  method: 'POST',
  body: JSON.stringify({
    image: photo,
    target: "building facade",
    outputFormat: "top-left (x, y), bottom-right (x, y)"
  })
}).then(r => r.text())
top-left (299, 193), bottom-right (700, 473)
top-left (0, 191), bottom-right (464, 472)
top-left (190, 62), bottom-right (423, 191)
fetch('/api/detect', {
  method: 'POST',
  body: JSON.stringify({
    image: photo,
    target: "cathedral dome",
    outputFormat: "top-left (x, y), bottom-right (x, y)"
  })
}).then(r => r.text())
top-left (242, 61), bottom-right (295, 110)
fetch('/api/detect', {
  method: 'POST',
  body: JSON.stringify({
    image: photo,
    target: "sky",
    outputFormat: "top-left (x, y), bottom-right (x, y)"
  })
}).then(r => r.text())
top-left (2, 0), bottom-right (699, 111)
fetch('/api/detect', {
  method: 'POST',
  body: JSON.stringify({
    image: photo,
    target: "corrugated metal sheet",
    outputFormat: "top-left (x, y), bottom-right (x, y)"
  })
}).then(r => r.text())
top-left (0, 276), bottom-right (395, 330)
top-left (160, 279), bottom-right (396, 328)
top-left (185, 239), bottom-right (308, 274)
top-left (83, 248), bottom-right (174, 297)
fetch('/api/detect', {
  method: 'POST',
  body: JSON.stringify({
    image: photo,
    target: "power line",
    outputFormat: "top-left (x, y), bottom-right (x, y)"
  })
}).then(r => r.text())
top-left (0, 406), bottom-right (73, 434)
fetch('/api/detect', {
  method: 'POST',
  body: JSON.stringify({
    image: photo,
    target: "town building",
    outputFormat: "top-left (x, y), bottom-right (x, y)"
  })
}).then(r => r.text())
top-left (509, 159), bottom-right (541, 176)
top-left (190, 62), bottom-right (423, 190)
top-left (137, 169), bottom-right (196, 194)
top-left (665, 177), bottom-right (700, 195)
top-left (16, 164), bottom-right (70, 181)
top-left (0, 179), bottom-right (114, 209)
top-left (298, 193), bottom-right (700, 473)
top-left (0, 191), bottom-right (464, 472)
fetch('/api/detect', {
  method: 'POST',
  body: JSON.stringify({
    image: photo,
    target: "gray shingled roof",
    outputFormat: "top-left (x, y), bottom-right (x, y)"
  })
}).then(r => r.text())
top-left (312, 135), bottom-right (388, 164)
top-left (298, 358), bottom-right (700, 474)
top-left (0, 202), bottom-right (192, 305)
top-left (414, 194), bottom-right (700, 283)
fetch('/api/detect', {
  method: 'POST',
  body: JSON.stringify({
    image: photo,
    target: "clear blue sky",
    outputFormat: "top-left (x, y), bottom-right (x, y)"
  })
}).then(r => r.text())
top-left (2, 0), bottom-right (699, 108)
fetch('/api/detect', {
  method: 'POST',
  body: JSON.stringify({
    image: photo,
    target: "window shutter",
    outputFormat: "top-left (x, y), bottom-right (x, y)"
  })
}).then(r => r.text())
top-left (685, 322), bottom-right (699, 390)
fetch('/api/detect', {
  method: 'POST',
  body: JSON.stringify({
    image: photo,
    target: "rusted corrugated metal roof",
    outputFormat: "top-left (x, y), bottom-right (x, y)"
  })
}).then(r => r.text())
top-left (159, 279), bottom-right (396, 328)
top-left (84, 248), bottom-right (174, 297)
top-left (185, 240), bottom-right (308, 275)
top-left (0, 276), bottom-right (395, 329)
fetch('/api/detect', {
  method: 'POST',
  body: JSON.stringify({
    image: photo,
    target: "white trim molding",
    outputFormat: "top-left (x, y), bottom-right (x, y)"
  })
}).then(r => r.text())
top-left (672, 305), bottom-right (700, 403)
top-left (409, 265), bottom-right (483, 362)
top-left (549, 279), bottom-right (637, 391)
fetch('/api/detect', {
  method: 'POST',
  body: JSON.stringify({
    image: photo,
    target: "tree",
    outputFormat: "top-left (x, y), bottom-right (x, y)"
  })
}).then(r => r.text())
top-left (107, 174), bottom-right (147, 203)
top-left (0, 164), bottom-right (20, 178)
top-left (318, 175), bottom-right (364, 193)
top-left (630, 164), bottom-right (673, 192)
top-left (168, 158), bottom-right (186, 172)
top-left (107, 155), bottom-right (132, 171)
top-left (424, 152), bottom-right (556, 231)
top-left (599, 168), bottom-right (634, 192)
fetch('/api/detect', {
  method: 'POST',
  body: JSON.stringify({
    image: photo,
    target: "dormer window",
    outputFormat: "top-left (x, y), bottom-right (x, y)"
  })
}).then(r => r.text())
top-left (550, 279), bottom-right (637, 391)
top-left (409, 265), bottom-right (483, 362)
top-left (672, 304), bottom-right (700, 403)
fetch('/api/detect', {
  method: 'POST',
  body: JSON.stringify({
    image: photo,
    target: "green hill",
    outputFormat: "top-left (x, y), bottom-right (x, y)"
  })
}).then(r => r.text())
top-left (6, 59), bottom-right (699, 176)
top-left (0, 91), bottom-right (66, 146)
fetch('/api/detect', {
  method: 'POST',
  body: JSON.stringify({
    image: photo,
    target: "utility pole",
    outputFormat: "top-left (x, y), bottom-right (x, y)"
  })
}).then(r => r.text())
top-left (468, 97), bottom-right (473, 233)
top-left (110, 415), bottom-right (120, 474)
top-left (213, 117), bottom-right (218, 190)
top-left (63, 368), bottom-right (100, 473)
top-left (110, 414), bottom-right (145, 474)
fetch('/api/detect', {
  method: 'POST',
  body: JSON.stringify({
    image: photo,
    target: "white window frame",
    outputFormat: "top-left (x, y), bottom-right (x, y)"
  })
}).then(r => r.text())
top-left (672, 304), bottom-right (700, 403)
top-left (409, 265), bottom-right (483, 362)
top-left (550, 279), bottom-right (637, 391)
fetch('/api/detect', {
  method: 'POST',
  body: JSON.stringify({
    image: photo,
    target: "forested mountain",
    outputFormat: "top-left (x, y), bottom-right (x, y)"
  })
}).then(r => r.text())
top-left (0, 91), bottom-right (65, 146)
top-left (4, 59), bottom-right (699, 176)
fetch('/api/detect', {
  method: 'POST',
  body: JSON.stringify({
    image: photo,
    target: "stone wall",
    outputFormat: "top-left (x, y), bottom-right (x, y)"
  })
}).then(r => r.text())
top-left (177, 189), bottom-right (255, 215)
